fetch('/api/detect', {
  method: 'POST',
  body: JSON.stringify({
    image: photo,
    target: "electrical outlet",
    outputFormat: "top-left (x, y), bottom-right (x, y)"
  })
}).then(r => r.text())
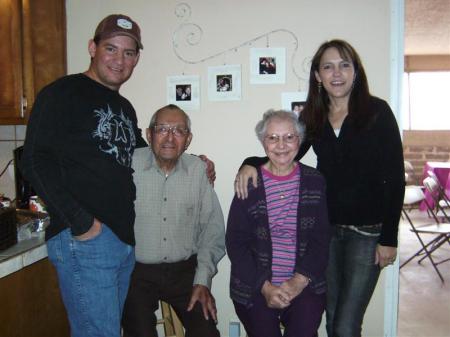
top-left (229, 319), bottom-right (241, 337)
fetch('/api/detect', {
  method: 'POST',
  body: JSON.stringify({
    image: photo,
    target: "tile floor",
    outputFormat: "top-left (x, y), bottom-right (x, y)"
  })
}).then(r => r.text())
top-left (398, 209), bottom-right (450, 337)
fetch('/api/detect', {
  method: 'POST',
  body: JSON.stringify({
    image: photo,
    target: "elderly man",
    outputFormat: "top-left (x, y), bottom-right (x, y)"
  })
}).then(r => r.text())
top-left (122, 104), bottom-right (225, 337)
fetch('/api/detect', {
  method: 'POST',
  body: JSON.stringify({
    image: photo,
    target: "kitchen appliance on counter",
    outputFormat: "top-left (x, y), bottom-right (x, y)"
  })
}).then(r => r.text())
top-left (0, 207), bottom-right (17, 251)
top-left (13, 146), bottom-right (35, 209)
top-left (0, 208), bottom-right (48, 252)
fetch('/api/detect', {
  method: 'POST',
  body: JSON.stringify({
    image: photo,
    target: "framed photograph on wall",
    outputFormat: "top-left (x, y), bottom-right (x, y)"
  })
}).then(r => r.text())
top-left (167, 75), bottom-right (200, 110)
top-left (208, 65), bottom-right (242, 101)
top-left (281, 91), bottom-right (307, 117)
top-left (250, 48), bottom-right (286, 84)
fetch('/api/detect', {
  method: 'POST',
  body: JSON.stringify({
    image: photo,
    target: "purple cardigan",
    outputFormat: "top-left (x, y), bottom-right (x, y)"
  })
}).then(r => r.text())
top-left (226, 163), bottom-right (331, 307)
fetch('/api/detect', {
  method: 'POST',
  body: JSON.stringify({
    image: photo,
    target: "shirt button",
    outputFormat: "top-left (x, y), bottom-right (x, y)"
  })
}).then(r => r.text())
top-left (163, 237), bottom-right (167, 241)
top-left (164, 257), bottom-right (167, 260)
top-left (164, 197), bottom-right (167, 201)
top-left (163, 217), bottom-right (166, 221)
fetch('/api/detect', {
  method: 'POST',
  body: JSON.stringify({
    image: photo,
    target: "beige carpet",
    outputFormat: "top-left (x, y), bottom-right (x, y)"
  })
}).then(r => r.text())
top-left (398, 209), bottom-right (450, 337)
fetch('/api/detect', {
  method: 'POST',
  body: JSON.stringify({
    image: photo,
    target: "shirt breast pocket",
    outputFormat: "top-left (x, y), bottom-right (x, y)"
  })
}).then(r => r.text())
top-left (176, 202), bottom-right (197, 249)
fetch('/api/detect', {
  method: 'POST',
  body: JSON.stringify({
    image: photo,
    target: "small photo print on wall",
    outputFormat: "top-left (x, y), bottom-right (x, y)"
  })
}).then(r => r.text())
top-left (281, 91), bottom-right (307, 117)
top-left (250, 48), bottom-right (286, 84)
top-left (208, 65), bottom-right (242, 101)
top-left (291, 101), bottom-right (306, 116)
top-left (175, 84), bottom-right (192, 101)
top-left (217, 75), bottom-right (232, 92)
top-left (167, 75), bottom-right (200, 110)
top-left (259, 57), bottom-right (276, 74)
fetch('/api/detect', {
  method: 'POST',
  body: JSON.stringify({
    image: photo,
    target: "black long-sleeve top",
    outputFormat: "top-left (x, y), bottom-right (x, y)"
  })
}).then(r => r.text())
top-left (21, 74), bottom-right (147, 245)
top-left (244, 96), bottom-right (405, 247)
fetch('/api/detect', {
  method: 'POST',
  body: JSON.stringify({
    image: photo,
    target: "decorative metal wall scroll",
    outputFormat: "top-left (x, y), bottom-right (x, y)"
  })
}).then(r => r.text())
top-left (172, 3), bottom-right (309, 90)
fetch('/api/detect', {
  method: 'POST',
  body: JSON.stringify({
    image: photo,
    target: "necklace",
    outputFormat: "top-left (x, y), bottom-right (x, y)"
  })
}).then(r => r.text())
top-left (277, 185), bottom-right (287, 199)
top-left (266, 163), bottom-right (296, 199)
top-left (266, 177), bottom-right (300, 231)
top-left (274, 181), bottom-right (293, 199)
top-left (262, 163), bottom-right (299, 200)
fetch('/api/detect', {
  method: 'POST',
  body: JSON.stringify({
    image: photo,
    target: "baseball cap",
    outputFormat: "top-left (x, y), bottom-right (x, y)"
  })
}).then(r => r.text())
top-left (94, 14), bottom-right (143, 50)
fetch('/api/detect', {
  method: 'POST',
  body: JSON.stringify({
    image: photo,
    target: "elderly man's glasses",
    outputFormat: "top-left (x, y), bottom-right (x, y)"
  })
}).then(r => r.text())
top-left (153, 124), bottom-right (189, 137)
top-left (264, 133), bottom-right (299, 144)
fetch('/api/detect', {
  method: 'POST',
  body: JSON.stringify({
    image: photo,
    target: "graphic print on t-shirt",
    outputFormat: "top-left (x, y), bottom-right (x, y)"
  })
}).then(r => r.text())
top-left (92, 104), bottom-right (136, 167)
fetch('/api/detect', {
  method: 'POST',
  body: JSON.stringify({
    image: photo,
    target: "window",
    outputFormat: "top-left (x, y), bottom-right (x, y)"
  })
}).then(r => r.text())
top-left (402, 71), bottom-right (450, 130)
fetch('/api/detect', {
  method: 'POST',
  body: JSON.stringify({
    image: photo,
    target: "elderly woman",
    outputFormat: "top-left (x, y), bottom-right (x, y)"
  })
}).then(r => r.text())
top-left (226, 109), bottom-right (330, 337)
top-left (236, 40), bottom-right (405, 337)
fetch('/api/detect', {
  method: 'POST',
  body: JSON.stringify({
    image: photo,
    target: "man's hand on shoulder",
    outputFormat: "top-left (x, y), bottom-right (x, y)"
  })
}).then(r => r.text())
top-left (187, 284), bottom-right (217, 323)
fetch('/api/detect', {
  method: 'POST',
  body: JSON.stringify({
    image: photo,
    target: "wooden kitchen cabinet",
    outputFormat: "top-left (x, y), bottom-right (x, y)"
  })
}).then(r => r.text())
top-left (0, 0), bottom-right (66, 125)
top-left (0, 258), bottom-right (70, 337)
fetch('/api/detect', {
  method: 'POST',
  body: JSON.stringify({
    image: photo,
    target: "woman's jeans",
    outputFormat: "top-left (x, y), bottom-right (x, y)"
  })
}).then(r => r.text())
top-left (326, 225), bottom-right (381, 337)
top-left (46, 225), bottom-right (135, 337)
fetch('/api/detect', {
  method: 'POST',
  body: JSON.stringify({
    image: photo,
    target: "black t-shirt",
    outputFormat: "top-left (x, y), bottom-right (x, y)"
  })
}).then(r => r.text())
top-left (22, 74), bottom-right (147, 245)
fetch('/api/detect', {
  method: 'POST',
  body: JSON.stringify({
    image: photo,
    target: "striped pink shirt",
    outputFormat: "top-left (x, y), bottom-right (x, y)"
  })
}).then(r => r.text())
top-left (262, 164), bottom-right (300, 285)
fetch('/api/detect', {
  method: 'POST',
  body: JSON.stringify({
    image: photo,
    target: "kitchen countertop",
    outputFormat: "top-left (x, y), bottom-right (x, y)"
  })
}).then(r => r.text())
top-left (0, 233), bottom-right (47, 279)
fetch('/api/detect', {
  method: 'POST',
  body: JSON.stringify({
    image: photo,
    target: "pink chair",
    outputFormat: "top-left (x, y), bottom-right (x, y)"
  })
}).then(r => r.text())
top-left (427, 170), bottom-right (450, 218)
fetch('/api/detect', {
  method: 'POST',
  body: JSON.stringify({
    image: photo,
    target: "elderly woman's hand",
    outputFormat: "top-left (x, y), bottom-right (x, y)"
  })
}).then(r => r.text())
top-left (234, 165), bottom-right (258, 199)
top-left (261, 281), bottom-right (291, 309)
top-left (280, 273), bottom-right (310, 299)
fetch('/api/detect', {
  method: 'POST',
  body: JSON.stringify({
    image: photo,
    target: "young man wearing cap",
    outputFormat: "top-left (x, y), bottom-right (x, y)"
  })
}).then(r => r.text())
top-left (22, 14), bottom-right (146, 337)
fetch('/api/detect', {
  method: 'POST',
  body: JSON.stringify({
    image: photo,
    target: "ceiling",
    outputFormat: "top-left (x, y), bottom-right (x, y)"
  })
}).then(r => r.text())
top-left (405, 0), bottom-right (450, 55)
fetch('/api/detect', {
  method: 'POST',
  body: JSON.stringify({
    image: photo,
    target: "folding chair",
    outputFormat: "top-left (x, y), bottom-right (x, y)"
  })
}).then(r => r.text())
top-left (403, 185), bottom-right (424, 211)
top-left (426, 171), bottom-right (450, 219)
top-left (404, 160), bottom-right (416, 185)
top-left (400, 184), bottom-right (450, 283)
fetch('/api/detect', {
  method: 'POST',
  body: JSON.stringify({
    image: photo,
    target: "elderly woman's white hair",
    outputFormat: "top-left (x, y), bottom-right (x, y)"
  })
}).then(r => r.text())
top-left (255, 109), bottom-right (305, 144)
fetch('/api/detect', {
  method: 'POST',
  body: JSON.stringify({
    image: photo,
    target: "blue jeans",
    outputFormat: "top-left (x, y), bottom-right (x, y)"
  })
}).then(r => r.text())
top-left (47, 225), bottom-right (135, 337)
top-left (326, 225), bottom-right (381, 337)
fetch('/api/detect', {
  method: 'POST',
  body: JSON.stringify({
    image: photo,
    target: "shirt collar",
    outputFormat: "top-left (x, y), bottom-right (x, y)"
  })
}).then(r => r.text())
top-left (143, 147), bottom-right (190, 177)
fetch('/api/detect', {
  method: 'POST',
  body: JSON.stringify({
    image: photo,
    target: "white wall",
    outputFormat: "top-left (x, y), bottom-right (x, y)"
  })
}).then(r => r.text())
top-left (66, 1), bottom-right (396, 336)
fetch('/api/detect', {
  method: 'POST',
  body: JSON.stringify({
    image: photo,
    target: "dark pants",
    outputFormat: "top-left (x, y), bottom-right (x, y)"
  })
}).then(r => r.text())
top-left (234, 287), bottom-right (325, 337)
top-left (122, 256), bottom-right (220, 337)
top-left (326, 226), bottom-right (381, 337)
